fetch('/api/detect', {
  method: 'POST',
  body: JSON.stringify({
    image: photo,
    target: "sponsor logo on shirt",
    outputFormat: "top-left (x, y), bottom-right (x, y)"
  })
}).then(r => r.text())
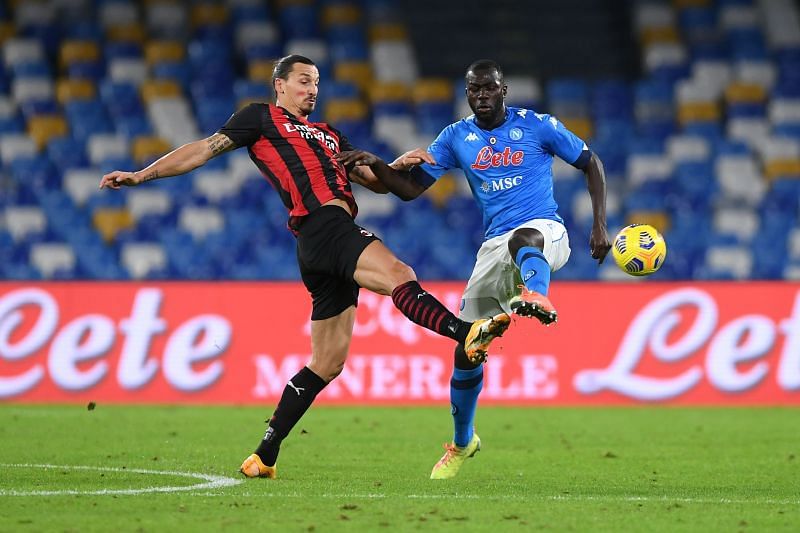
top-left (480, 175), bottom-right (523, 193)
top-left (471, 146), bottom-right (525, 170)
top-left (283, 122), bottom-right (338, 151)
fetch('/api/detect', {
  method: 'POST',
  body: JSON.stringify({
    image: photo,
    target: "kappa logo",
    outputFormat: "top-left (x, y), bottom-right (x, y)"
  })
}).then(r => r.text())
top-left (534, 113), bottom-right (559, 129)
top-left (465, 132), bottom-right (479, 142)
top-left (517, 109), bottom-right (527, 118)
top-left (523, 269), bottom-right (536, 282)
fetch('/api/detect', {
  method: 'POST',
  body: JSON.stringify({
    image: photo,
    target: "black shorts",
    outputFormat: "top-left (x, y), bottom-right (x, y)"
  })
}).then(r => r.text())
top-left (296, 205), bottom-right (380, 320)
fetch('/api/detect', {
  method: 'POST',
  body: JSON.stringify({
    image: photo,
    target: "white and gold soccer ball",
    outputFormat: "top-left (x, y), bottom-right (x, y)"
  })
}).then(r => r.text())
top-left (612, 224), bottom-right (667, 276)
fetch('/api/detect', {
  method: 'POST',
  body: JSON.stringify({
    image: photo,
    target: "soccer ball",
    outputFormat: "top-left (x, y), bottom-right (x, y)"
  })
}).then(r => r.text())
top-left (612, 224), bottom-right (667, 276)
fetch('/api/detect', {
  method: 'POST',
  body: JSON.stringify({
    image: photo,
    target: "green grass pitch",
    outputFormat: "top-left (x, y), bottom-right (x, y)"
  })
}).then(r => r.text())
top-left (1, 405), bottom-right (798, 532)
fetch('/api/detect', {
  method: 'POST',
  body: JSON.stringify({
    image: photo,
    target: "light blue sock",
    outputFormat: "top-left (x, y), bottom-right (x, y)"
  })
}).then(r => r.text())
top-left (515, 246), bottom-right (551, 295)
top-left (450, 366), bottom-right (483, 447)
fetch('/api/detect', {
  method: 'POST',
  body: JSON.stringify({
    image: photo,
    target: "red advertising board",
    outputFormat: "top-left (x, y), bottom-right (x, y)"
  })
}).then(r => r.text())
top-left (1, 282), bottom-right (799, 405)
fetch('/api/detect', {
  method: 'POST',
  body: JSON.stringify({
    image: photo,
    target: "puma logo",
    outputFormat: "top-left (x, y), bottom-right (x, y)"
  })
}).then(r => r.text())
top-left (287, 380), bottom-right (305, 396)
top-left (417, 292), bottom-right (428, 299)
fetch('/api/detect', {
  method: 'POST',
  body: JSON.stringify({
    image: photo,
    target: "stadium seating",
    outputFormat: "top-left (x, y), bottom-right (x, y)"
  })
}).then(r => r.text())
top-left (0, 0), bottom-right (799, 281)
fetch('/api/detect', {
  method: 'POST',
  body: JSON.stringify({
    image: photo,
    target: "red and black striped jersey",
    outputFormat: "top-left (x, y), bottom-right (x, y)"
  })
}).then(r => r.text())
top-left (218, 103), bottom-right (357, 232)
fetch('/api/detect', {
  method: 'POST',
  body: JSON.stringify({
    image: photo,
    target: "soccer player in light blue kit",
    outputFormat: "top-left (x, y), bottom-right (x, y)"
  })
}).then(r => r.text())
top-left (336, 59), bottom-right (611, 479)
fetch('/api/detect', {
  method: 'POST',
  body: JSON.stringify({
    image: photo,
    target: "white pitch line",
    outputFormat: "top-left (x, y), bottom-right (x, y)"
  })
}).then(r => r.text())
top-left (0, 463), bottom-right (243, 496)
top-left (188, 491), bottom-right (799, 506)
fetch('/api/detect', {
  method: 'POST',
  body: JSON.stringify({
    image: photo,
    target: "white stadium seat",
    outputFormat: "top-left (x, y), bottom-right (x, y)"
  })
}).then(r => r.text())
top-left (3, 206), bottom-right (47, 241)
top-left (715, 155), bottom-right (766, 206)
top-left (178, 206), bottom-right (224, 239)
top-left (705, 246), bottom-right (753, 279)
top-left (99, 2), bottom-right (139, 28)
top-left (30, 243), bottom-right (76, 277)
top-left (0, 134), bottom-right (37, 164)
top-left (109, 58), bottom-right (148, 86)
top-left (12, 78), bottom-right (54, 103)
top-left (121, 242), bottom-right (168, 279)
top-left (667, 135), bottom-right (711, 163)
top-left (87, 134), bottom-right (130, 166)
top-left (194, 170), bottom-right (242, 203)
top-left (64, 168), bottom-right (103, 206)
top-left (126, 189), bottom-right (173, 220)
top-left (148, 97), bottom-right (200, 147)
top-left (3, 39), bottom-right (45, 67)
top-left (713, 206), bottom-right (759, 241)
top-left (371, 41), bottom-right (418, 82)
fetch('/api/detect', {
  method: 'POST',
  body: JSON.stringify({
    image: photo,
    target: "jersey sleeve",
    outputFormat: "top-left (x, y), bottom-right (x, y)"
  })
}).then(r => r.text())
top-left (217, 103), bottom-right (264, 147)
top-left (416, 124), bottom-right (459, 186)
top-left (537, 113), bottom-right (589, 167)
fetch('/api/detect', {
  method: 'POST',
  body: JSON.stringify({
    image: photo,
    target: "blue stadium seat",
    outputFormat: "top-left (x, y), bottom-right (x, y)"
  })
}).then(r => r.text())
top-left (104, 41), bottom-right (142, 61)
top-left (67, 60), bottom-right (106, 81)
top-left (592, 80), bottom-right (632, 120)
top-left (231, 4), bottom-right (270, 23)
top-left (152, 61), bottom-right (192, 90)
top-left (279, 6), bottom-right (320, 40)
top-left (243, 42), bottom-right (283, 63)
top-left (10, 156), bottom-right (61, 189)
top-left (11, 60), bottom-right (51, 78)
top-left (728, 28), bottom-right (767, 61)
top-left (19, 99), bottom-right (59, 119)
top-left (0, 114), bottom-right (24, 134)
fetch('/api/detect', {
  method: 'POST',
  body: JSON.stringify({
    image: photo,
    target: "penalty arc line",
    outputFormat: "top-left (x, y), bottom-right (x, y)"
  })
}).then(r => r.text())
top-left (0, 463), bottom-right (243, 496)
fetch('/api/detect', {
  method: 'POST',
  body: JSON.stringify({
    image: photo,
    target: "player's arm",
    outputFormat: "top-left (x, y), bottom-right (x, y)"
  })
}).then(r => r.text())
top-left (335, 149), bottom-right (435, 201)
top-left (578, 151), bottom-right (611, 263)
top-left (348, 166), bottom-right (390, 194)
top-left (99, 134), bottom-right (236, 189)
top-left (542, 113), bottom-right (611, 264)
top-left (346, 148), bottom-right (434, 194)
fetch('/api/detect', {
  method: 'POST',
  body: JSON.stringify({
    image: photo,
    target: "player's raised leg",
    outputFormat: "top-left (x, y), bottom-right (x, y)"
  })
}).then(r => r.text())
top-left (354, 240), bottom-right (509, 362)
top-left (241, 306), bottom-right (355, 478)
top-left (431, 344), bottom-right (484, 479)
top-left (507, 227), bottom-right (557, 325)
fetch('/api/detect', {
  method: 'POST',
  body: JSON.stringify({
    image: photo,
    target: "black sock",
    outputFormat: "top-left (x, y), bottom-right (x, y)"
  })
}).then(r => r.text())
top-left (255, 366), bottom-right (327, 466)
top-left (391, 281), bottom-right (472, 343)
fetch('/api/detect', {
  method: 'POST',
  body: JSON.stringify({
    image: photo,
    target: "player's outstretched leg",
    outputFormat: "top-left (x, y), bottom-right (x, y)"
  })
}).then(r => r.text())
top-left (240, 366), bottom-right (328, 479)
top-left (509, 246), bottom-right (557, 325)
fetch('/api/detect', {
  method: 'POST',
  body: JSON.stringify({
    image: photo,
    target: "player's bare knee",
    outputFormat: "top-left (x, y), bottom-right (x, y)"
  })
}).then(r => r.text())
top-left (390, 260), bottom-right (416, 288)
top-left (508, 228), bottom-right (544, 258)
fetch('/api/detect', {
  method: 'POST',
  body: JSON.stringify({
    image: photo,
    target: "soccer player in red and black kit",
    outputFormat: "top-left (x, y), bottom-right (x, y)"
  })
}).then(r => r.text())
top-left (99, 55), bottom-right (510, 478)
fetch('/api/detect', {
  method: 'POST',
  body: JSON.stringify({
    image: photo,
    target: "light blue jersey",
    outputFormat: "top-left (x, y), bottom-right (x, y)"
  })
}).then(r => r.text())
top-left (420, 106), bottom-right (588, 239)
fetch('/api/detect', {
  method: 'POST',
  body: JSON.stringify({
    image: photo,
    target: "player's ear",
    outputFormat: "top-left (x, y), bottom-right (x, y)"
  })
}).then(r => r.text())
top-left (502, 84), bottom-right (508, 98)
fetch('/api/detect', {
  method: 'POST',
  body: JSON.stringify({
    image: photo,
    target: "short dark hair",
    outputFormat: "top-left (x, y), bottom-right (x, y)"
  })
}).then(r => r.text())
top-left (272, 54), bottom-right (316, 92)
top-left (465, 59), bottom-right (504, 82)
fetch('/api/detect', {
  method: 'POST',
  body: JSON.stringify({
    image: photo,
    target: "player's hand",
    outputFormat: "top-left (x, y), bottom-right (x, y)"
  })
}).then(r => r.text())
top-left (99, 170), bottom-right (142, 190)
top-left (590, 225), bottom-right (612, 264)
top-left (390, 148), bottom-right (436, 170)
top-left (334, 150), bottom-right (381, 167)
